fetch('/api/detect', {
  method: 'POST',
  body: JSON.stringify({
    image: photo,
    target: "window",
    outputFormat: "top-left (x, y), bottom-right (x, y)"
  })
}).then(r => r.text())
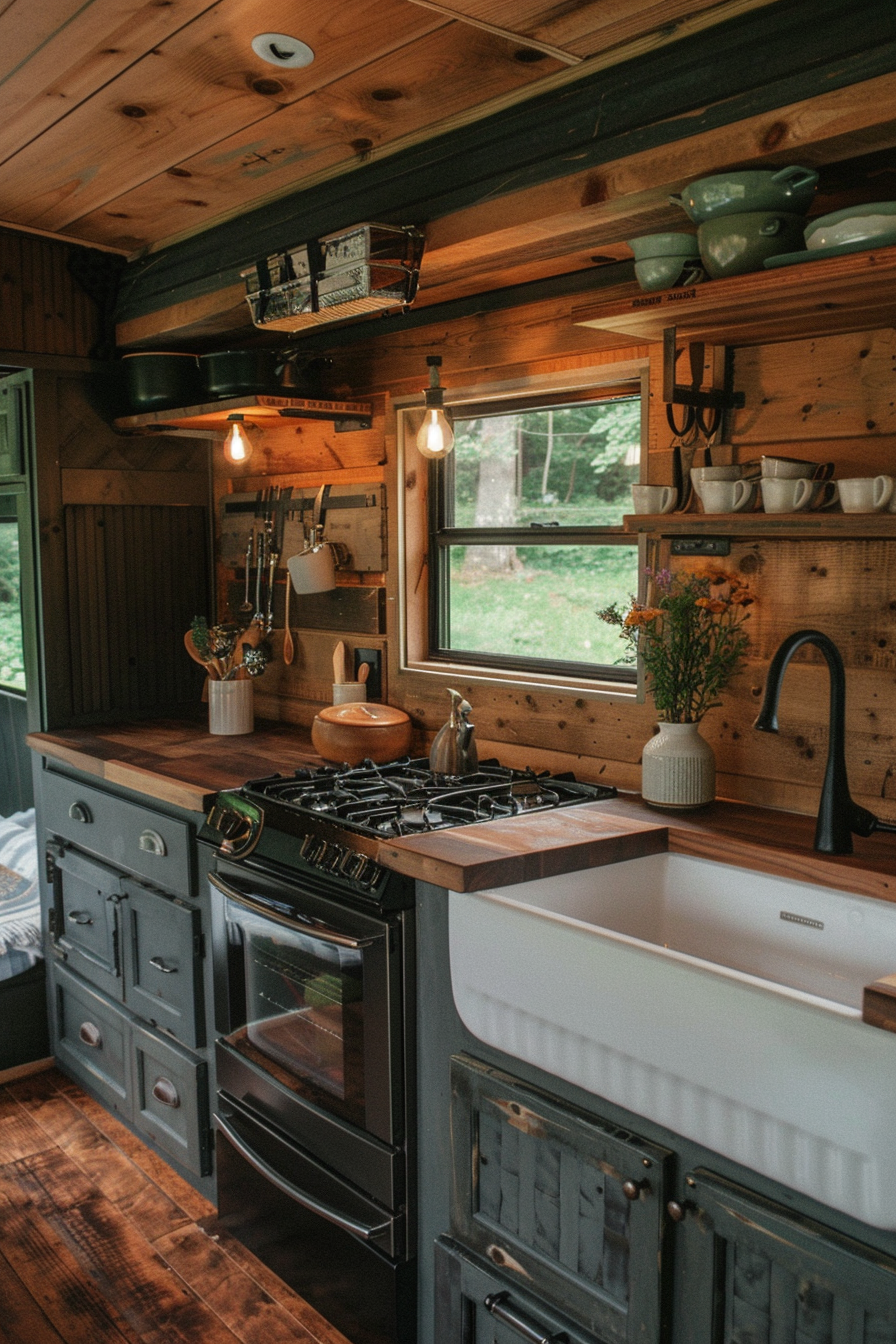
top-left (428, 386), bottom-right (641, 681)
top-left (0, 499), bottom-right (25, 691)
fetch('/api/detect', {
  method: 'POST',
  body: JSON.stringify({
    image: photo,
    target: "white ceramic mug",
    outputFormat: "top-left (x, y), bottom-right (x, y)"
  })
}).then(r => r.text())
top-left (761, 455), bottom-right (833, 480)
top-left (631, 484), bottom-right (677, 514)
top-left (690, 465), bottom-right (741, 489)
top-left (838, 475), bottom-right (895, 513)
top-left (760, 477), bottom-right (815, 513)
top-left (288, 543), bottom-right (336, 594)
top-left (699, 478), bottom-right (755, 513)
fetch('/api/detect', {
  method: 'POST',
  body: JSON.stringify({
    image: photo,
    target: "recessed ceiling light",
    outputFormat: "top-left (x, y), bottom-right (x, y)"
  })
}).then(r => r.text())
top-left (251, 33), bottom-right (314, 69)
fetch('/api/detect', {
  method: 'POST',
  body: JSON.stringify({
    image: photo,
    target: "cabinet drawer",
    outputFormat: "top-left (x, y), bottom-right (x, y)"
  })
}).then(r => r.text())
top-left (54, 962), bottom-right (130, 1116)
top-left (450, 1054), bottom-right (672, 1344)
top-left (51, 847), bottom-right (123, 1002)
top-left (122, 879), bottom-right (205, 1048)
top-left (132, 1024), bottom-right (211, 1176)
top-left (42, 771), bottom-right (192, 898)
top-left (435, 1236), bottom-right (600, 1344)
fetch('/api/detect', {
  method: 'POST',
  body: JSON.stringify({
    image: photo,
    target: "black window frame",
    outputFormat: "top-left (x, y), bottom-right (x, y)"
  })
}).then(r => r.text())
top-left (426, 386), bottom-right (641, 684)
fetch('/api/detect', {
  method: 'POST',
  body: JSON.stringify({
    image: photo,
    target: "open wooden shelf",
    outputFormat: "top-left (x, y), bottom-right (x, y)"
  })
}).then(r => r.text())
top-left (573, 244), bottom-right (896, 347)
top-left (113, 393), bottom-right (374, 432)
top-left (624, 511), bottom-right (896, 538)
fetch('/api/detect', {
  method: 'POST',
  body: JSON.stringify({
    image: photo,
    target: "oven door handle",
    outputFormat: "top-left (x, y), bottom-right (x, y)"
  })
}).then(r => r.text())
top-left (213, 1113), bottom-right (393, 1242)
top-left (208, 873), bottom-right (379, 949)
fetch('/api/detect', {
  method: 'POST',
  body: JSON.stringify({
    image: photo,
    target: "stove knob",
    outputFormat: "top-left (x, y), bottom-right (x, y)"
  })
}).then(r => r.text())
top-left (322, 844), bottom-right (345, 873)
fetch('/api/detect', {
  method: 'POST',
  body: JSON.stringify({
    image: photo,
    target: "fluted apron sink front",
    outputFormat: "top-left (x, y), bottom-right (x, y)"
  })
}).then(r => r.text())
top-left (449, 853), bottom-right (896, 1228)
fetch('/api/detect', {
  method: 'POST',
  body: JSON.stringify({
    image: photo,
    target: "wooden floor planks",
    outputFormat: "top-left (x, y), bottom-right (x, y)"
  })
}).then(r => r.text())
top-left (0, 1069), bottom-right (352, 1344)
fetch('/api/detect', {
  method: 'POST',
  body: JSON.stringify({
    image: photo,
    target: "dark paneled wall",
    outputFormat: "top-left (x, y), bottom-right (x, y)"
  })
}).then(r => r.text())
top-left (0, 689), bottom-right (32, 814)
top-left (0, 229), bottom-right (101, 358)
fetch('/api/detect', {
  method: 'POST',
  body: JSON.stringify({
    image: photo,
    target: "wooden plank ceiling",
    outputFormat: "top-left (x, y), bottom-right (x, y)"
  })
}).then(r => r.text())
top-left (0, 0), bottom-right (776, 260)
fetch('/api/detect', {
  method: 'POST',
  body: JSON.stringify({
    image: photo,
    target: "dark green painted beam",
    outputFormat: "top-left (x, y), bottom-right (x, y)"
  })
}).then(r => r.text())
top-left (116, 0), bottom-right (896, 325)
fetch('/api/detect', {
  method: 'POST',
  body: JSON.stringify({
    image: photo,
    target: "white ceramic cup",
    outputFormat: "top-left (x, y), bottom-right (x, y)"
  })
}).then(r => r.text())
top-left (288, 544), bottom-right (336, 594)
top-left (761, 455), bottom-right (835, 481)
top-left (838, 475), bottom-right (895, 513)
top-left (631, 484), bottom-right (677, 514)
top-left (760, 477), bottom-right (815, 513)
top-left (690, 465), bottom-right (741, 487)
top-left (699, 478), bottom-right (755, 513)
top-left (332, 682), bottom-right (367, 705)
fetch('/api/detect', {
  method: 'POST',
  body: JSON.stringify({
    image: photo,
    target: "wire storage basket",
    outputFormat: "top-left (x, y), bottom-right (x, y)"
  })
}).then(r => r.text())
top-left (242, 224), bottom-right (424, 334)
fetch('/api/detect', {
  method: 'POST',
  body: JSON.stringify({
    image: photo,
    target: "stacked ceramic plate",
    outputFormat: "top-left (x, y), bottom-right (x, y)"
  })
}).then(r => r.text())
top-left (764, 201), bottom-right (896, 269)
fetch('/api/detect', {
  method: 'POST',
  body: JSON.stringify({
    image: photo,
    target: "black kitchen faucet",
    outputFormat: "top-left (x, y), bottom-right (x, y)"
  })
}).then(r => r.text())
top-left (754, 629), bottom-right (896, 854)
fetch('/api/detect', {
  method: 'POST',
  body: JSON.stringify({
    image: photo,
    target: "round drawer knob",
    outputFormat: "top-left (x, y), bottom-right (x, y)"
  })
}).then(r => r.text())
top-left (622, 1178), bottom-right (650, 1201)
top-left (79, 1021), bottom-right (102, 1048)
top-left (667, 1201), bottom-right (686, 1222)
top-left (68, 802), bottom-right (92, 824)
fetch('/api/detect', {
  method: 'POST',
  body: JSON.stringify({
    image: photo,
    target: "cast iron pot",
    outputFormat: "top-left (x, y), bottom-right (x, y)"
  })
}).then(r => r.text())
top-left (670, 165), bottom-right (818, 224)
top-left (121, 352), bottom-right (202, 412)
top-left (199, 349), bottom-right (282, 399)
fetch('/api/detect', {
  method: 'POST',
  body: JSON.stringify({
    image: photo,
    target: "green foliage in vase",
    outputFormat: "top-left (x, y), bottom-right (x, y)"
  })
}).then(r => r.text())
top-left (599, 567), bottom-right (754, 723)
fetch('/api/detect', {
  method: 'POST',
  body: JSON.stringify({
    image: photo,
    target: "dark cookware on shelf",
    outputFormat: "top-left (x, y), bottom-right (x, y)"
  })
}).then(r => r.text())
top-left (199, 349), bottom-right (331, 400)
top-left (121, 351), bottom-right (203, 412)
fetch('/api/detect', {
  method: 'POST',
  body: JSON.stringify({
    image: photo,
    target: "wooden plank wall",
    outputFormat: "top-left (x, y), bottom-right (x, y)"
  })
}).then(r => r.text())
top-left (0, 230), bottom-right (100, 358)
top-left (213, 287), bottom-right (896, 824)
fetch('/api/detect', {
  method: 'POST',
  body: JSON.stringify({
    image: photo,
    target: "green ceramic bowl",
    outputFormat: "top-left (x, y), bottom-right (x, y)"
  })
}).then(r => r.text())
top-left (634, 256), bottom-right (705, 291)
top-left (698, 211), bottom-right (807, 278)
top-left (671, 166), bottom-right (818, 224)
top-left (805, 202), bottom-right (896, 249)
top-left (627, 232), bottom-right (699, 260)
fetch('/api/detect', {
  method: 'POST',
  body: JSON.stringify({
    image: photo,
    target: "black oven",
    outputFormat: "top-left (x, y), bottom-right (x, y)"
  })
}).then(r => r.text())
top-left (205, 841), bottom-right (416, 1344)
top-left (202, 758), bottom-right (616, 1344)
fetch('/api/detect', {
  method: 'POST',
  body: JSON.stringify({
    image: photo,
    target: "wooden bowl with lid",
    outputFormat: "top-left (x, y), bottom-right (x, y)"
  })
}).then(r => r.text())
top-left (311, 702), bottom-right (413, 765)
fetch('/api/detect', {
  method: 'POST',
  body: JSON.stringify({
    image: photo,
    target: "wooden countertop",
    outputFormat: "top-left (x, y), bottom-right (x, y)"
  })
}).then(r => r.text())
top-left (27, 720), bottom-right (896, 902)
top-left (27, 718), bottom-right (327, 814)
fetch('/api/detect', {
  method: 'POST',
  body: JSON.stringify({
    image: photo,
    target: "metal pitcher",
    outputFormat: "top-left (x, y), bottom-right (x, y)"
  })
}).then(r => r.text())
top-left (429, 688), bottom-right (478, 777)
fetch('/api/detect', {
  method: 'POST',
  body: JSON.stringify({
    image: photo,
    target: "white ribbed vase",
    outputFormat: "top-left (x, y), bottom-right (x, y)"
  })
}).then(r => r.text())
top-left (641, 720), bottom-right (715, 809)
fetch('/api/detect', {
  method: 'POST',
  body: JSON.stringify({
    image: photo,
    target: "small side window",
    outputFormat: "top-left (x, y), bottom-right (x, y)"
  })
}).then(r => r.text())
top-left (0, 504), bottom-right (25, 691)
top-left (429, 392), bottom-right (640, 680)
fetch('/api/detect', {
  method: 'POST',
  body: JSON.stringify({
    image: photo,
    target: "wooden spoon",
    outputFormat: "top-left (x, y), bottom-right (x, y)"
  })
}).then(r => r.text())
top-left (357, 661), bottom-right (370, 684)
top-left (283, 578), bottom-right (295, 666)
top-left (183, 630), bottom-right (220, 678)
top-left (333, 640), bottom-right (346, 684)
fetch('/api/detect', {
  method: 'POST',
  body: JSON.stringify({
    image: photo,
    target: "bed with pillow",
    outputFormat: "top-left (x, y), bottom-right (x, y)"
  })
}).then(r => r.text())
top-left (0, 808), bottom-right (50, 1071)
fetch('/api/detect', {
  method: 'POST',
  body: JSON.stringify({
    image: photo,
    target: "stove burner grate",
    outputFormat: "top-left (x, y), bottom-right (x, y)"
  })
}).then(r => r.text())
top-left (242, 757), bottom-right (616, 838)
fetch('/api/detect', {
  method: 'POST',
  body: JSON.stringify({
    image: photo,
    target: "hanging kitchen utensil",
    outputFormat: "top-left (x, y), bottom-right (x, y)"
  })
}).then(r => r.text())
top-left (239, 533), bottom-right (254, 613)
top-left (283, 578), bottom-right (295, 666)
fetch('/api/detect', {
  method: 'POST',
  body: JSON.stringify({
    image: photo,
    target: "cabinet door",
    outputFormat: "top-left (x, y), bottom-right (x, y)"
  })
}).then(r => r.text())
top-left (131, 1024), bottom-right (211, 1176)
top-left (54, 961), bottom-right (130, 1116)
top-left (435, 1235), bottom-right (602, 1344)
top-left (450, 1054), bottom-right (673, 1344)
top-left (122, 879), bottom-right (205, 1048)
top-left (678, 1170), bottom-right (896, 1344)
top-left (49, 845), bottom-right (124, 1001)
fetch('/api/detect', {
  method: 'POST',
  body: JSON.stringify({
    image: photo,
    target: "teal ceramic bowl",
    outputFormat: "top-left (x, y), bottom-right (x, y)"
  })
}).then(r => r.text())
top-left (671, 166), bottom-right (818, 224)
top-left (805, 202), bottom-right (896, 250)
top-left (627, 232), bottom-right (699, 260)
top-left (634, 256), bottom-right (705, 291)
top-left (698, 211), bottom-right (807, 278)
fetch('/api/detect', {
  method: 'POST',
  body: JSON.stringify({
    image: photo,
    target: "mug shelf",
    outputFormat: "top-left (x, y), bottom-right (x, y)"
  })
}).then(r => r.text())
top-left (624, 512), bottom-right (896, 538)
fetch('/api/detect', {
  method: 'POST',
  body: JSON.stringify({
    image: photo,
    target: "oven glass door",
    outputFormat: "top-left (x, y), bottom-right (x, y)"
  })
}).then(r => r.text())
top-left (210, 868), bottom-right (400, 1139)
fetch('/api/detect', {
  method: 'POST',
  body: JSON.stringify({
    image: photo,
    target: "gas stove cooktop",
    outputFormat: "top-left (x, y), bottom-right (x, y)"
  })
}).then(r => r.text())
top-left (244, 757), bottom-right (616, 838)
top-left (203, 757), bottom-right (617, 894)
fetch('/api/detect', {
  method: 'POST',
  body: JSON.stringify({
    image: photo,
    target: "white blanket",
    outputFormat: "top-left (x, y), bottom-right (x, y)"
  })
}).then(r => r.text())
top-left (0, 808), bottom-right (40, 962)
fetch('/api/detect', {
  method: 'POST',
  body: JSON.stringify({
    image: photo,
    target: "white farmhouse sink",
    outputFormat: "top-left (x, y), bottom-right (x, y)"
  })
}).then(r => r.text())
top-left (449, 853), bottom-right (896, 1228)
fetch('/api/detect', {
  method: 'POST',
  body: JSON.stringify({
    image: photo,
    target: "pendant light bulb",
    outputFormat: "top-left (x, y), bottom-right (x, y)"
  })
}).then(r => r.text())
top-left (224, 416), bottom-right (254, 465)
top-left (416, 356), bottom-right (455, 460)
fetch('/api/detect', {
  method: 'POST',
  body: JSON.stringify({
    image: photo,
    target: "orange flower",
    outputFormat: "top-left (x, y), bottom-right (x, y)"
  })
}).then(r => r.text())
top-left (624, 605), bottom-right (663, 627)
top-left (696, 597), bottom-right (727, 613)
